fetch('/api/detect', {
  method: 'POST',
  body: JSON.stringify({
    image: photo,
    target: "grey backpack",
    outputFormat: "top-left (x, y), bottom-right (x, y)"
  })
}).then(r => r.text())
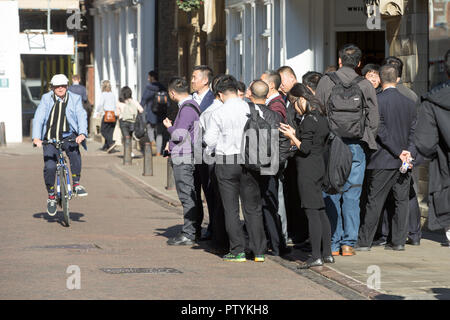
top-left (326, 72), bottom-right (366, 139)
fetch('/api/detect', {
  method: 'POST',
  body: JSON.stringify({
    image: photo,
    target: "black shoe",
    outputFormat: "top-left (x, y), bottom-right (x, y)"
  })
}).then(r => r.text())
top-left (384, 244), bottom-right (405, 251)
top-left (167, 234), bottom-right (195, 246)
top-left (297, 258), bottom-right (324, 269)
top-left (323, 256), bottom-right (335, 264)
top-left (372, 238), bottom-right (387, 247)
top-left (441, 241), bottom-right (450, 247)
top-left (406, 238), bottom-right (420, 246)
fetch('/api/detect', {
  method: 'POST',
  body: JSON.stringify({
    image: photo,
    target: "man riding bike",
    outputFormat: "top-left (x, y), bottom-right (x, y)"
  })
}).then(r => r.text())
top-left (32, 74), bottom-right (89, 216)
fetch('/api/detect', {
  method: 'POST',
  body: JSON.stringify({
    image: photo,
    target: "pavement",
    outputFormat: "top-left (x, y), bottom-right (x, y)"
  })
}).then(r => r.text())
top-left (0, 139), bottom-right (358, 300)
top-left (1, 139), bottom-right (449, 300)
top-left (111, 140), bottom-right (450, 300)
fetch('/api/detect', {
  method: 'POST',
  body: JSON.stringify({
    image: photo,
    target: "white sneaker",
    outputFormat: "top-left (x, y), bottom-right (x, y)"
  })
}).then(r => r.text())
top-left (74, 185), bottom-right (88, 197)
top-left (47, 198), bottom-right (57, 216)
top-left (131, 152), bottom-right (136, 158)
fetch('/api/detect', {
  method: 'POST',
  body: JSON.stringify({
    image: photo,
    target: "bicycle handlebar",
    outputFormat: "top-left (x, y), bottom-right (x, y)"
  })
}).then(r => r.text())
top-left (33, 138), bottom-right (77, 147)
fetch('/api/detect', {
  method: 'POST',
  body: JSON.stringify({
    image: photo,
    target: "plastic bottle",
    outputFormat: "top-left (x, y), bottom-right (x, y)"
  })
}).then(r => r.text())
top-left (399, 156), bottom-right (413, 174)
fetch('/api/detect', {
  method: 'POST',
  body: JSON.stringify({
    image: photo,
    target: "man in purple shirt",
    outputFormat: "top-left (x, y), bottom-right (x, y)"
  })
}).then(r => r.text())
top-left (163, 77), bottom-right (202, 246)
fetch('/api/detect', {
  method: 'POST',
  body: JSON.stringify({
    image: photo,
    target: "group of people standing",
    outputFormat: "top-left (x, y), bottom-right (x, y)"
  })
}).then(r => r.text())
top-left (162, 43), bottom-right (450, 269)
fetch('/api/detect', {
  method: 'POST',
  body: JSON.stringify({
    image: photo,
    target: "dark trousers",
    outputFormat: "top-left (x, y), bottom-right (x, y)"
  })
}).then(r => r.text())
top-left (376, 178), bottom-right (422, 243)
top-left (258, 174), bottom-right (285, 255)
top-left (101, 119), bottom-right (116, 148)
top-left (215, 162), bottom-right (266, 256)
top-left (358, 169), bottom-right (411, 247)
top-left (119, 119), bottom-right (134, 138)
top-left (198, 162), bottom-right (228, 248)
top-left (194, 164), bottom-right (204, 237)
top-left (172, 162), bottom-right (201, 240)
top-left (43, 139), bottom-right (81, 193)
top-left (284, 157), bottom-right (309, 243)
top-left (305, 208), bottom-right (332, 260)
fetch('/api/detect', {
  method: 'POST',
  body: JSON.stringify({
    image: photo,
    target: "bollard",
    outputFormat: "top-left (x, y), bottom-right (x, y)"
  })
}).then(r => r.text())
top-left (142, 142), bottom-right (153, 176)
top-left (166, 157), bottom-right (175, 190)
top-left (123, 136), bottom-right (132, 165)
top-left (0, 122), bottom-right (6, 147)
top-left (30, 119), bottom-right (33, 138)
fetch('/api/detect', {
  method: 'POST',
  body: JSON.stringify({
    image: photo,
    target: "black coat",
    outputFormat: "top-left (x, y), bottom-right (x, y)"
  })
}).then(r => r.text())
top-left (367, 87), bottom-right (417, 170)
top-left (415, 81), bottom-right (450, 230)
top-left (294, 110), bottom-right (329, 209)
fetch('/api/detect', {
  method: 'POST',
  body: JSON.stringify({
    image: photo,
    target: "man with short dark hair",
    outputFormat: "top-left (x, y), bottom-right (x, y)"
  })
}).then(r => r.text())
top-left (141, 70), bottom-right (167, 156)
top-left (68, 74), bottom-right (90, 133)
top-left (261, 70), bottom-right (286, 121)
top-left (277, 66), bottom-right (297, 99)
top-left (191, 65), bottom-right (214, 112)
top-left (315, 43), bottom-right (379, 256)
top-left (237, 81), bottom-right (246, 99)
top-left (163, 77), bottom-right (202, 246)
top-left (302, 71), bottom-right (323, 95)
top-left (357, 65), bottom-right (417, 251)
top-left (204, 75), bottom-right (267, 262)
top-left (361, 64), bottom-right (381, 93)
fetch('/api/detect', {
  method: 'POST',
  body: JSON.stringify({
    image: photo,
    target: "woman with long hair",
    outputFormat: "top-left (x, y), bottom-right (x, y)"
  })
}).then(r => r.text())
top-left (278, 83), bottom-right (333, 268)
top-left (95, 80), bottom-right (117, 152)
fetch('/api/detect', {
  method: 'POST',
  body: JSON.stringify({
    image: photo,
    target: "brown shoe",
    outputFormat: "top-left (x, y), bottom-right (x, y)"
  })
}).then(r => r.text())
top-left (341, 245), bottom-right (355, 256)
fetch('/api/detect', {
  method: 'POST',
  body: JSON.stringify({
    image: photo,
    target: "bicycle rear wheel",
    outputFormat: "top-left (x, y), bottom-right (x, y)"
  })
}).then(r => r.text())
top-left (59, 167), bottom-right (70, 227)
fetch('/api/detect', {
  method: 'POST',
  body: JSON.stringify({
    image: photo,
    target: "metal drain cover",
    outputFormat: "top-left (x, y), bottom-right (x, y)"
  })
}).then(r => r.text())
top-left (30, 244), bottom-right (101, 250)
top-left (100, 268), bottom-right (182, 274)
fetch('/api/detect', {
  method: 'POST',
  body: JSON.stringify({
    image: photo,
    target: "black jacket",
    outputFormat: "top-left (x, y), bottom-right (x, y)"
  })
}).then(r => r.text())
top-left (367, 87), bottom-right (417, 170)
top-left (415, 81), bottom-right (450, 230)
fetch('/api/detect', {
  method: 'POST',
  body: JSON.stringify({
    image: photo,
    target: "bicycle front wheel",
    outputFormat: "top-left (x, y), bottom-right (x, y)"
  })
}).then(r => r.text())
top-left (59, 167), bottom-right (70, 227)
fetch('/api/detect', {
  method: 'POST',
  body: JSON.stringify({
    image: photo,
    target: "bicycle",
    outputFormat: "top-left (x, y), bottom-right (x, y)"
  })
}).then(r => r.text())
top-left (42, 138), bottom-right (76, 227)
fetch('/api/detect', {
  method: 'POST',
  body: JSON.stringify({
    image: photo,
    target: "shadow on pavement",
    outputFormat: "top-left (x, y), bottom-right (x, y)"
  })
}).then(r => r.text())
top-left (431, 288), bottom-right (450, 300)
top-left (33, 212), bottom-right (86, 227)
top-left (154, 225), bottom-right (182, 240)
top-left (421, 230), bottom-right (447, 244)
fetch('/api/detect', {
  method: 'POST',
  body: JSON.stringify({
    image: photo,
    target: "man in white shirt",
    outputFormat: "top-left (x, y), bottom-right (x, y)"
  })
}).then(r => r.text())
top-left (204, 75), bottom-right (267, 262)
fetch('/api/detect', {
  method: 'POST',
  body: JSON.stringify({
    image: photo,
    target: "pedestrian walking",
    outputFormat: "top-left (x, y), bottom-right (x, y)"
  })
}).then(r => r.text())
top-left (116, 86), bottom-right (144, 157)
top-left (315, 44), bottom-right (379, 257)
top-left (94, 80), bottom-right (117, 153)
top-left (141, 71), bottom-right (167, 156)
top-left (279, 83), bottom-right (333, 268)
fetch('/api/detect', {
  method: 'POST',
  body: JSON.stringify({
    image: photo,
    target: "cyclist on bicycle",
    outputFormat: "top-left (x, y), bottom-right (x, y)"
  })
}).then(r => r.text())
top-left (32, 74), bottom-right (89, 216)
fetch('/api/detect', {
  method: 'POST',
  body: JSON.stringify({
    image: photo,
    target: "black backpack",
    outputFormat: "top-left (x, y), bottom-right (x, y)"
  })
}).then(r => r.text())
top-left (241, 103), bottom-right (273, 172)
top-left (152, 91), bottom-right (169, 115)
top-left (326, 72), bottom-right (366, 139)
top-left (133, 111), bottom-right (147, 140)
top-left (256, 103), bottom-right (292, 165)
top-left (322, 132), bottom-right (353, 194)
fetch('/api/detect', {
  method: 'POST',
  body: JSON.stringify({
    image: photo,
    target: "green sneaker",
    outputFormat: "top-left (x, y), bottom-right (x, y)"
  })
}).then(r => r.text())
top-left (254, 255), bottom-right (265, 262)
top-left (223, 252), bottom-right (246, 262)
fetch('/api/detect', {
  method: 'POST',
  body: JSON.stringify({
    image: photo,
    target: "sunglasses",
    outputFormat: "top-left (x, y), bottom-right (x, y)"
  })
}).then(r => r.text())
top-left (53, 85), bottom-right (67, 88)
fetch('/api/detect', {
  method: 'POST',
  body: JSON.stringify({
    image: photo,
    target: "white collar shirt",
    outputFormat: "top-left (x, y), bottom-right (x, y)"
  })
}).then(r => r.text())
top-left (265, 92), bottom-right (280, 105)
top-left (204, 97), bottom-right (263, 157)
top-left (192, 89), bottom-right (209, 105)
top-left (178, 95), bottom-right (193, 108)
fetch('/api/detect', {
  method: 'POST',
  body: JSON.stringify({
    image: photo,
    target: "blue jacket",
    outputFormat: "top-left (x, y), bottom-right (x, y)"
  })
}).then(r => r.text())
top-left (32, 91), bottom-right (88, 148)
top-left (68, 84), bottom-right (88, 103)
top-left (140, 81), bottom-right (166, 124)
top-left (199, 90), bottom-right (215, 113)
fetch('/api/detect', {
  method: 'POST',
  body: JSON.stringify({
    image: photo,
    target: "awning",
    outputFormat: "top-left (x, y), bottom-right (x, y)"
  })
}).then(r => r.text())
top-left (18, 0), bottom-right (79, 10)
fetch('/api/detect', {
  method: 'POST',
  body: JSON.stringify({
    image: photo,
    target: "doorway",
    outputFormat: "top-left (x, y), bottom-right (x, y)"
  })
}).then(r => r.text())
top-left (336, 31), bottom-right (386, 73)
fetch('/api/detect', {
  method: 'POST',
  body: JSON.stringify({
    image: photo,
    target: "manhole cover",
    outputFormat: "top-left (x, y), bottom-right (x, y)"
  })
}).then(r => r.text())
top-left (30, 244), bottom-right (101, 250)
top-left (99, 268), bottom-right (182, 274)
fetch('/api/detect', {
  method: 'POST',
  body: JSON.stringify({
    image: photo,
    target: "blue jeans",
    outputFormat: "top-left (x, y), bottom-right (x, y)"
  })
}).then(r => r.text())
top-left (324, 142), bottom-right (366, 252)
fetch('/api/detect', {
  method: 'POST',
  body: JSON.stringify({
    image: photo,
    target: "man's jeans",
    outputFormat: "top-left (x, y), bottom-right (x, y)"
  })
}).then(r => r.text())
top-left (324, 142), bottom-right (366, 252)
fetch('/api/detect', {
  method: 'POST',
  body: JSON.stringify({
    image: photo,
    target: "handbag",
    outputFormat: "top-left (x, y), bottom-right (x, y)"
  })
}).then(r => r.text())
top-left (104, 110), bottom-right (116, 123)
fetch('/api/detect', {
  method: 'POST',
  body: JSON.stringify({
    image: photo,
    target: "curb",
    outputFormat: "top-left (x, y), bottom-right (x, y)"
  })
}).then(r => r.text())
top-left (112, 163), bottom-right (182, 209)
